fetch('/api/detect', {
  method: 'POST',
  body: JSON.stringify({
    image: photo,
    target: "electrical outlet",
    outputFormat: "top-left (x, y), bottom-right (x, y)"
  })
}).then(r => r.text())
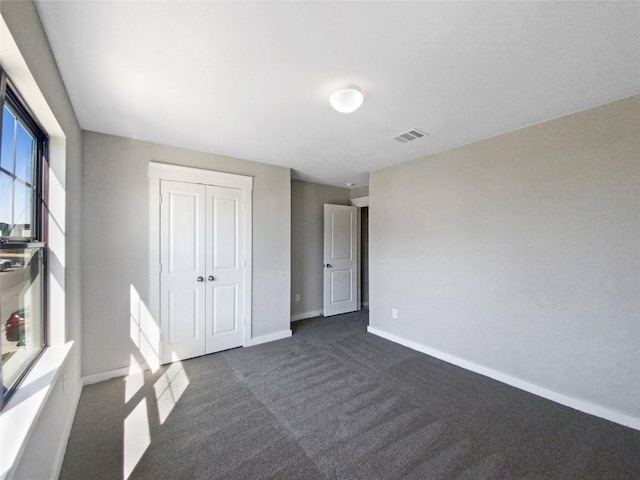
top-left (295, 293), bottom-right (300, 302)
top-left (392, 308), bottom-right (398, 319)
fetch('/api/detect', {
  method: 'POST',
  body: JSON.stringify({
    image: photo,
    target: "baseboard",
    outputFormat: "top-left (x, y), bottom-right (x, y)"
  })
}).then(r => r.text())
top-left (83, 365), bottom-right (140, 386)
top-left (291, 309), bottom-right (323, 322)
top-left (52, 381), bottom-right (83, 480)
top-left (83, 332), bottom-right (297, 384)
top-left (367, 326), bottom-right (640, 431)
top-left (245, 329), bottom-right (292, 347)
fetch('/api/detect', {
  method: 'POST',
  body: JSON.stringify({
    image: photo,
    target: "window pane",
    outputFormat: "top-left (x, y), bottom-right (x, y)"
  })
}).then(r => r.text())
top-left (1, 246), bottom-right (45, 391)
top-left (12, 181), bottom-right (33, 237)
top-left (0, 106), bottom-right (16, 172)
top-left (1, 81), bottom-right (47, 407)
top-left (15, 121), bottom-right (34, 184)
top-left (0, 80), bottom-right (47, 408)
top-left (0, 173), bottom-right (12, 236)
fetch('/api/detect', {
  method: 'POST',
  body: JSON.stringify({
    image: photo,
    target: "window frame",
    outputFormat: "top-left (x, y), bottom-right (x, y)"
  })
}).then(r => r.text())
top-left (0, 70), bottom-right (48, 241)
top-left (0, 68), bottom-right (49, 409)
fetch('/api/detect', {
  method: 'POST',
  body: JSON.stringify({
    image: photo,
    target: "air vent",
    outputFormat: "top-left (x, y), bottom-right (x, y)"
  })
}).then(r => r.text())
top-left (392, 128), bottom-right (428, 143)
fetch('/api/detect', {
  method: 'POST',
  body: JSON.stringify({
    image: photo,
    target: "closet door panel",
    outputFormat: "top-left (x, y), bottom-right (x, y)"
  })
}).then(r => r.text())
top-left (212, 284), bottom-right (237, 334)
top-left (205, 185), bottom-right (245, 353)
top-left (213, 196), bottom-right (238, 269)
top-left (160, 180), bottom-right (206, 363)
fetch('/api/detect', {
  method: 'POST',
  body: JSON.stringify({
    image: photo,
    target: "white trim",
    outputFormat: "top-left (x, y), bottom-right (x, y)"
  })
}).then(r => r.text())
top-left (83, 365), bottom-right (146, 386)
top-left (0, 15), bottom-right (75, 480)
top-left (0, 343), bottom-right (74, 480)
top-left (148, 162), bottom-right (253, 190)
top-left (0, 16), bottom-right (65, 138)
top-left (367, 326), bottom-right (640, 431)
top-left (243, 188), bottom-right (253, 347)
top-left (148, 162), bottom-right (253, 362)
top-left (1, 12), bottom-right (68, 347)
top-left (245, 329), bottom-right (292, 347)
top-left (51, 382), bottom-right (82, 480)
top-left (291, 309), bottom-right (323, 322)
top-left (350, 196), bottom-right (369, 207)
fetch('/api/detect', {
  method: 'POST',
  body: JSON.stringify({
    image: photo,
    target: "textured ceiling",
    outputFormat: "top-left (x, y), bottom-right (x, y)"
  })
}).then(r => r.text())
top-left (36, 1), bottom-right (640, 187)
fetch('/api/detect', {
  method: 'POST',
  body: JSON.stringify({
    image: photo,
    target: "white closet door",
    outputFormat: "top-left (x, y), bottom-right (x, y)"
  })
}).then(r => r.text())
top-left (205, 185), bottom-right (245, 353)
top-left (160, 180), bottom-right (206, 363)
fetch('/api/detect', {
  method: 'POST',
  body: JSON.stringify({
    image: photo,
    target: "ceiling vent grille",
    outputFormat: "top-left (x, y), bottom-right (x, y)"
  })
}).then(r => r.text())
top-left (393, 128), bottom-right (428, 143)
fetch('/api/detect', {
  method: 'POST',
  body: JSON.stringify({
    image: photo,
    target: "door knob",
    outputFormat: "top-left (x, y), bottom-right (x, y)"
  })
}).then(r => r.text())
top-left (208, 276), bottom-right (215, 281)
top-left (197, 276), bottom-right (204, 282)
top-left (324, 264), bottom-right (332, 268)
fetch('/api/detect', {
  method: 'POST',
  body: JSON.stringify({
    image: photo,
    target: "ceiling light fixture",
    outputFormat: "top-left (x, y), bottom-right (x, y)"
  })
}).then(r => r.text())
top-left (330, 85), bottom-right (364, 113)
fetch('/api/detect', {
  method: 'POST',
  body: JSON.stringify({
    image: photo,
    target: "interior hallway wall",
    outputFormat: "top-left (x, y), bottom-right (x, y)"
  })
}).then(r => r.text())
top-left (349, 185), bottom-right (369, 199)
top-left (369, 95), bottom-right (640, 422)
top-left (81, 132), bottom-right (291, 377)
top-left (291, 180), bottom-right (350, 319)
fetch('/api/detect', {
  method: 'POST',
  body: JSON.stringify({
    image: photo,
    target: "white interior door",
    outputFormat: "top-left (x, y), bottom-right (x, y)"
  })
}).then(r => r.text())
top-left (160, 180), bottom-right (206, 363)
top-left (152, 163), bottom-right (253, 366)
top-left (323, 204), bottom-right (358, 316)
top-left (160, 181), bottom-right (246, 363)
top-left (205, 185), bottom-right (245, 353)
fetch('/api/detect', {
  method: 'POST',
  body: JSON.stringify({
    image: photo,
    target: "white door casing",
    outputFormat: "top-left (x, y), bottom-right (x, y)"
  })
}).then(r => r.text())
top-left (323, 204), bottom-right (358, 316)
top-left (149, 162), bottom-right (253, 365)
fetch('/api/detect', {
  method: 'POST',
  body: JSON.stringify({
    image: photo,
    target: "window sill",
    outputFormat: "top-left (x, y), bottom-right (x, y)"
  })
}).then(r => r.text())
top-left (0, 341), bottom-right (74, 480)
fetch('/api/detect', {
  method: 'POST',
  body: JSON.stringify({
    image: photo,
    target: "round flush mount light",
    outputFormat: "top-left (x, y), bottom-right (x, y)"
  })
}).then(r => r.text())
top-left (330, 85), bottom-right (364, 113)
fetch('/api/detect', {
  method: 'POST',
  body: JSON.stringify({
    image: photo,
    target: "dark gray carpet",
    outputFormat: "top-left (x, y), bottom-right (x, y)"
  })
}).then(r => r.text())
top-left (60, 310), bottom-right (640, 479)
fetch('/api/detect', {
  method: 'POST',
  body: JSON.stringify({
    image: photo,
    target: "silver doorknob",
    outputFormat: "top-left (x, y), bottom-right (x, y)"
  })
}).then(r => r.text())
top-left (324, 264), bottom-right (332, 268)
top-left (208, 276), bottom-right (215, 281)
top-left (197, 276), bottom-right (204, 282)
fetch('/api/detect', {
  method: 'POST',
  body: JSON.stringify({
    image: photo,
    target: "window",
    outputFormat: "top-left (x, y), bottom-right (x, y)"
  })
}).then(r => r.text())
top-left (0, 69), bottom-right (48, 407)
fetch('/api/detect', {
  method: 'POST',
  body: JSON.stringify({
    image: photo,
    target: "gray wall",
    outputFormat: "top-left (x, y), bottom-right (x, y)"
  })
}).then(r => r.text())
top-left (82, 132), bottom-right (291, 376)
top-left (349, 185), bottom-right (369, 199)
top-left (369, 96), bottom-right (640, 418)
top-left (291, 180), bottom-right (350, 318)
top-left (1, 1), bottom-right (84, 478)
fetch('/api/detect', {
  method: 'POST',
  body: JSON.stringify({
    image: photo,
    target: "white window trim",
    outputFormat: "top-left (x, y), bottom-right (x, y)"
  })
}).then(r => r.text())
top-left (0, 15), bottom-right (74, 480)
top-left (0, 343), bottom-right (74, 479)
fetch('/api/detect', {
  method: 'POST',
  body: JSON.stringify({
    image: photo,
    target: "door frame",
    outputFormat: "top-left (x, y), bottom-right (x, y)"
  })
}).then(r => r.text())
top-left (350, 195), bottom-right (369, 309)
top-left (149, 162), bottom-right (253, 357)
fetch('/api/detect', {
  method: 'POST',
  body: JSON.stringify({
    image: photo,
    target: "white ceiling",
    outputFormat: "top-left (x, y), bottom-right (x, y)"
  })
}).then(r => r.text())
top-left (35, 1), bottom-right (639, 187)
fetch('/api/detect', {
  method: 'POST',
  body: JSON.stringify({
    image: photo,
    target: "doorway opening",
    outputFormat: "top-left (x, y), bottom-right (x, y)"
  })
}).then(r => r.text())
top-left (361, 206), bottom-right (369, 310)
